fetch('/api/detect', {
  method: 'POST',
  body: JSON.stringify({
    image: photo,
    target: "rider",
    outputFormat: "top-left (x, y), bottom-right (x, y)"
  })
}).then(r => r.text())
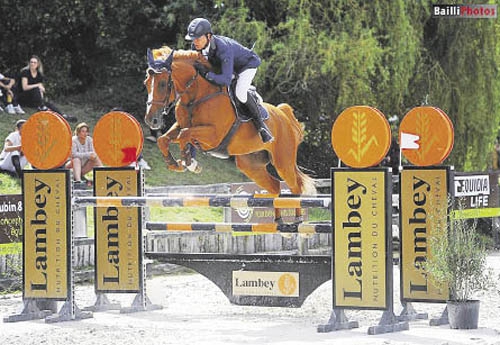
top-left (185, 17), bottom-right (274, 143)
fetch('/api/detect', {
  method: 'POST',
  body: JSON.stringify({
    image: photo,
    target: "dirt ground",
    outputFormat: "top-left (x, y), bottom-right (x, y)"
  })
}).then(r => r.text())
top-left (1, 254), bottom-right (500, 345)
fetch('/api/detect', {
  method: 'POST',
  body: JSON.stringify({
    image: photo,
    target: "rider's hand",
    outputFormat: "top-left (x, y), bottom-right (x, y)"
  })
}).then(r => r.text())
top-left (194, 61), bottom-right (210, 79)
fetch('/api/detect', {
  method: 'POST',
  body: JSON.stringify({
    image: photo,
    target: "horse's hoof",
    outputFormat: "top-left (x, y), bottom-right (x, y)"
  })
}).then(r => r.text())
top-left (274, 217), bottom-right (284, 225)
top-left (167, 161), bottom-right (186, 172)
top-left (293, 216), bottom-right (304, 225)
top-left (185, 159), bottom-right (202, 174)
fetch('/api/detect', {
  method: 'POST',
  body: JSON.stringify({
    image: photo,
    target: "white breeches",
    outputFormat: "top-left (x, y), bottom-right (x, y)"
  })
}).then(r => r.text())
top-left (235, 68), bottom-right (257, 103)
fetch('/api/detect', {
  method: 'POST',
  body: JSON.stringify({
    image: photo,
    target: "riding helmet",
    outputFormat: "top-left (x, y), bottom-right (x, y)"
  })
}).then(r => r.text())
top-left (185, 18), bottom-right (212, 40)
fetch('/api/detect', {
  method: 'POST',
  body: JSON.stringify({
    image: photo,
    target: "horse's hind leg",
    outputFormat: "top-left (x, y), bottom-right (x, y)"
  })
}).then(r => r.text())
top-left (234, 152), bottom-right (284, 223)
top-left (272, 155), bottom-right (314, 224)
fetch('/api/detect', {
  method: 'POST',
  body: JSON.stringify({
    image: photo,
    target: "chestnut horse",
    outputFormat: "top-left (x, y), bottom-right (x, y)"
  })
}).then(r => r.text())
top-left (144, 46), bottom-right (315, 222)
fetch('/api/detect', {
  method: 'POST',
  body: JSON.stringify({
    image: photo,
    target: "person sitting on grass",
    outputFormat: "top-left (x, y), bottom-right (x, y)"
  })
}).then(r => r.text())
top-left (0, 120), bottom-right (28, 178)
top-left (0, 71), bottom-right (25, 114)
top-left (65, 122), bottom-right (103, 188)
top-left (18, 55), bottom-right (77, 122)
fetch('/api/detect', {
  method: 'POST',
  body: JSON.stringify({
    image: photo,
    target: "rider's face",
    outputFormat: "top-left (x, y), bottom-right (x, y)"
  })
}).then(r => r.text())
top-left (193, 34), bottom-right (209, 51)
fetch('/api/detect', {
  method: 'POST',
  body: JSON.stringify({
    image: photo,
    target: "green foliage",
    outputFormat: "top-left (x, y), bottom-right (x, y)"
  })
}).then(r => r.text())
top-left (1, 0), bottom-right (499, 175)
top-left (425, 199), bottom-right (494, 302)
top-left (410, 8), bottom-right (500, 170)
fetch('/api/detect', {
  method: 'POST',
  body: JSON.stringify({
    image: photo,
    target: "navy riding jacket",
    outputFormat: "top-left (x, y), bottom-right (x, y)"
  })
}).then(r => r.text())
top-left (204, 35), bottom-right (261, 86)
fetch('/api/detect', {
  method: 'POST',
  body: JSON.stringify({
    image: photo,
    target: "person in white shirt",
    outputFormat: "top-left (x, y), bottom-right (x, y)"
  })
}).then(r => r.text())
top-left (0, 120), bottom-right (28, 177)
top-left (65, 122), bottom-right (103, 187)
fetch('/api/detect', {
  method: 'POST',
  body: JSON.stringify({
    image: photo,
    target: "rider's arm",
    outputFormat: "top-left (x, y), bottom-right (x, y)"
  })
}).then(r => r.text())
top-left (205, 41), bottom-right (234, 86)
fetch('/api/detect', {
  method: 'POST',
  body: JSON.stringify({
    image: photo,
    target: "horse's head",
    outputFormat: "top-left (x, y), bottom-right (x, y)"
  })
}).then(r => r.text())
top-left (144, 47), bottom-right (176, 131)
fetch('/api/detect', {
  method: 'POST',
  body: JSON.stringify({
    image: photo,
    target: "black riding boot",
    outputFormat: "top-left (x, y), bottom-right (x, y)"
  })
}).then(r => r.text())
top-left (244, 93), bottom-right (274, 143)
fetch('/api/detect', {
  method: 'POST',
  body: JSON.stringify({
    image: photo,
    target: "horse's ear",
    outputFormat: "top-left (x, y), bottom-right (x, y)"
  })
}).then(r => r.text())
top-left (164, 50), bottom-right (174, 70)
top-left (147, 47), bottom-right (174, 72)
top-left (147, 48), bottom-right (155, 68)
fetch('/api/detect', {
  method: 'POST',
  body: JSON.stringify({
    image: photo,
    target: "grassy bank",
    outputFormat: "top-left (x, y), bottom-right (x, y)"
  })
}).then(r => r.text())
top-left (0, 103), bottom-right (250, 195)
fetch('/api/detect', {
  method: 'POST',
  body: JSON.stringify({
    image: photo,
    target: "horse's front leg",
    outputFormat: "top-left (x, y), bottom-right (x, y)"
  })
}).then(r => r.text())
top-left (177, 125), bottom-right (218, 171)
top-left (157, 123), bottom-right (186, 172)
top-left (177, 125), bottom-right (218, 150)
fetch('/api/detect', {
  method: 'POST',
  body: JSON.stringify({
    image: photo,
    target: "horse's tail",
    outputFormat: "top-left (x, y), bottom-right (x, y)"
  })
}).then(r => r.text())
top-left (277, 103), bottom-right (316, 195)
top-left (277, 103), bottom-right (304, 142)
top-left (297, 169), bottom-right (317, 195)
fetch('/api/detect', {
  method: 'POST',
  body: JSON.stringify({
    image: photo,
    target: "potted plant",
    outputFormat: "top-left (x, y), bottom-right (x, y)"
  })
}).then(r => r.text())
top-left (425, 198), bottom-right (494, 329)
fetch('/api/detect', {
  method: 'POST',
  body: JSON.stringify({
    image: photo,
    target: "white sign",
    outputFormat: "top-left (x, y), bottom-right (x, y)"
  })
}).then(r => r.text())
top-left (454, 175), bottom-right (490, 197)
top-left (232, 271), bottom-right (299, 297)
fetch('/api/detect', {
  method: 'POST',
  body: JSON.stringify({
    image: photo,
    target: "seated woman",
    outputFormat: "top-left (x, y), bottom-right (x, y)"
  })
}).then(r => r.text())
top-left (18, 55), bottom-right (77, 122)
top-left (0, 120), bottom-right (28, 178)
top-left (66, 122), bottom-right (103, 187)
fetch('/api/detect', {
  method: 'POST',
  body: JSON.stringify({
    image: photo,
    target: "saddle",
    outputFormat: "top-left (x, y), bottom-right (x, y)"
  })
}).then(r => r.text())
top-left (203, 81), bottom-right (269, 159)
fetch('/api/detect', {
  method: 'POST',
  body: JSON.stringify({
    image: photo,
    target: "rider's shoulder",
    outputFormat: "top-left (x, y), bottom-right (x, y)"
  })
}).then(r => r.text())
top-left (212, 35), bottom-right (241, 49)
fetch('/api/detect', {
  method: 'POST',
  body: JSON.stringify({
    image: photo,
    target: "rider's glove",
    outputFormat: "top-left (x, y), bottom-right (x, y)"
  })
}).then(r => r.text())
top-left (194, 61), bottom-right (210, 79)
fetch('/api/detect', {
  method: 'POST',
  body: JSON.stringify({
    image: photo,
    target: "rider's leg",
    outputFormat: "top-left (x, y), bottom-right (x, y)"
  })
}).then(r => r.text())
top-left (235, 69), bottom-right (274, 143)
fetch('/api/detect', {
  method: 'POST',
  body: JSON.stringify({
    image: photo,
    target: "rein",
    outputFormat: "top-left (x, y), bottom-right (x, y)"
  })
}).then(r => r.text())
top-left (178, 71), bottom-right (225, 126)
top-left (147, 64), bottom-right (226, 131)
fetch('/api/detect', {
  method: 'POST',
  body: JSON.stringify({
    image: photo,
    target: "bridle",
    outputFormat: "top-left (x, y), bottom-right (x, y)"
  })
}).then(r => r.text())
top-left (146, 64), bottom-right (224, 129)
top-left (146, 69), bottom-right (175, 107)
top-left (145, 69), bottom-right (177, 130)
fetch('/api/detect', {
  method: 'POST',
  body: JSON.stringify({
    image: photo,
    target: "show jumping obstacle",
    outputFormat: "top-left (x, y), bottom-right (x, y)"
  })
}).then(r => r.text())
top-left (4, 105), bottom-right (457, 336)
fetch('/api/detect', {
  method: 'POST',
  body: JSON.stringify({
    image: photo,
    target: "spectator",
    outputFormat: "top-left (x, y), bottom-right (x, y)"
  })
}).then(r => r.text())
top-left (132, 153), bottom-right (151, 170)
top-left (17, 55), bottom-right (77, 122)
top-left (65, 122), bottom-right (103, 188)
top-left (0, 71), bottom-right (24, 114)
top-left (0, 119), bottom-right (28, 178)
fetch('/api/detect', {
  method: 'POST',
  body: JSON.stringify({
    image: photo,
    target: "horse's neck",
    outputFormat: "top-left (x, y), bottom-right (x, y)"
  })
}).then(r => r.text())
top-left (173, 67), bottom-right (226, 99)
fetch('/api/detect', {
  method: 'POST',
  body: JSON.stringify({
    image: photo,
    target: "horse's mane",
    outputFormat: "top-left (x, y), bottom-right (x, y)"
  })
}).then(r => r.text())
top-left (151, 46), bottom-right (209, 67)
top-left (173, 49), bottom-right (201, 61)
